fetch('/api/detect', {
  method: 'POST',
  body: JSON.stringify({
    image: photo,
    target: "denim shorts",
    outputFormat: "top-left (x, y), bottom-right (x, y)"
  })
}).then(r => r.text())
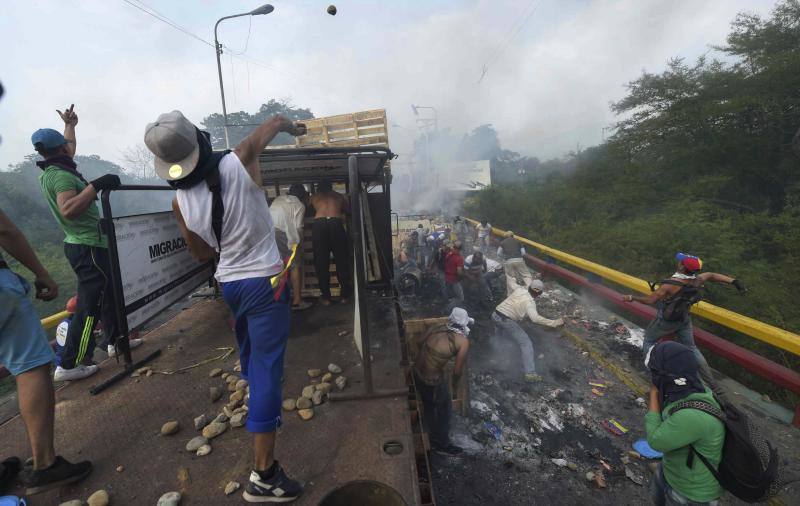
top-left (0, 269), bottom-right (55, 376)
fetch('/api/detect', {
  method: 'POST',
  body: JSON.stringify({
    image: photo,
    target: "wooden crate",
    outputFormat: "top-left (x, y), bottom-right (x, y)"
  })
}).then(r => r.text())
top-left (404, 317), bottom-right (470, 416)
top-left (269, 109), bottom-right (389, 149)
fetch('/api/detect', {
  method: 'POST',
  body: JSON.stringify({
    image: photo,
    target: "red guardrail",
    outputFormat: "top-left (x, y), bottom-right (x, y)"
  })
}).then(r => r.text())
top-left (524, 253), bottom-right (800, 427)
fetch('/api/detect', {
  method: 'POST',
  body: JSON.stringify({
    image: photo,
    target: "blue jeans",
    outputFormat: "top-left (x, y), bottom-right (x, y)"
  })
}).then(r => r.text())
top-left (0, 269), bottom-right (55, 376)
top-left (642, 316), bottom-right (708, 370)
top-left (651, 463), bottom-right (719, 506)
top-left (222, 276), bottom-right (290, 433)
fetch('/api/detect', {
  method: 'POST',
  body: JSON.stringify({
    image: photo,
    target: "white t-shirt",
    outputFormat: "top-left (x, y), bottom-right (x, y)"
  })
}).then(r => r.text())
top-left (477, 223), bottom-right (492, 238)
top-left (269, 195), bottom-right (305, 246)
top-left (466, 255), bottom-right (502, 273)
top-left (176, 152), bottom-right (283, 283)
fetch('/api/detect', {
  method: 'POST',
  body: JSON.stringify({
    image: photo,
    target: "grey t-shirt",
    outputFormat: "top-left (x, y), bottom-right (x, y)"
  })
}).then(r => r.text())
top-left (500, 236), bottom-right (523, 259)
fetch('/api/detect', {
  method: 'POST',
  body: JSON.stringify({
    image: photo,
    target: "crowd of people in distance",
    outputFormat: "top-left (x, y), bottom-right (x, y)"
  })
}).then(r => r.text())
top-left (403, 216), bottom-right (766, 505)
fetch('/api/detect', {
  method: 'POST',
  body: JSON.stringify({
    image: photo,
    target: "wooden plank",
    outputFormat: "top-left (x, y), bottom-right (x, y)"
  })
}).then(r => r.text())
top-left (361, 189), bottom-right (382, 281)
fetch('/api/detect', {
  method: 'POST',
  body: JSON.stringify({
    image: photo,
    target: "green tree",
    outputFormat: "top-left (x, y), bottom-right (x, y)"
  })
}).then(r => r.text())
top-left (201, 99), bottom-right (314, 149)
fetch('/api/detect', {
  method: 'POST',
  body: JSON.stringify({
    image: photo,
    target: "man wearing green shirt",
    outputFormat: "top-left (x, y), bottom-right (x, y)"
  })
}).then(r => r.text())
top-left (645, 341), bottom-right (725, 505)
top-left (32, 105), bottom-right (140, 382)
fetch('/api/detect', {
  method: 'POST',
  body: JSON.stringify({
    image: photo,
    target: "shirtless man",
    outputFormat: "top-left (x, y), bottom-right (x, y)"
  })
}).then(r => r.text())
top-left (413, 307), bottom-right (471, 455)
top-left (623, 252), bottom-right (745, 394)
top-left (309, 181), bottom-right (351, 305)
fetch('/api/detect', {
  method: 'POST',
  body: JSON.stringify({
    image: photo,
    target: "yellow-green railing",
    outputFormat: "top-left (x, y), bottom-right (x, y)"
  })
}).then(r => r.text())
top-left (463, 218), bottom-right (800, 357)
top-left (41, 310), bottom-right (69, 330)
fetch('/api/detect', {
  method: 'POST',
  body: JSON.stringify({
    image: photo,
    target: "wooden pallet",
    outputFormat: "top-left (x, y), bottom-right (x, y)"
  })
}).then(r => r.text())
top-left (269, 109), bottom-right (389, 149)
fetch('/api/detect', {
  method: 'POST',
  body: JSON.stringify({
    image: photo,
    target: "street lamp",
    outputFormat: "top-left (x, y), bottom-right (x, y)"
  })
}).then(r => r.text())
top-left (214, 4), bottom-right (275, 148)
top-left (411, 104), bottom-right (438, 189)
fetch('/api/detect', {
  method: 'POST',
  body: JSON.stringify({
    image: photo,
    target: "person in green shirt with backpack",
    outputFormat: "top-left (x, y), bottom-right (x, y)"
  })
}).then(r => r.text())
top-left (645, 341), bottom-right (725, 505)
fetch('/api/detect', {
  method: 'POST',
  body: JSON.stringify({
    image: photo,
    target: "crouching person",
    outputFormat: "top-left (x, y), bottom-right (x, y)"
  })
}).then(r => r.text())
top-left (413, 308), bottom-right (471, 456)
top-left (146, 110), bottom-right (306, 503)
top-left (645, 341), bottom-right (724, 506)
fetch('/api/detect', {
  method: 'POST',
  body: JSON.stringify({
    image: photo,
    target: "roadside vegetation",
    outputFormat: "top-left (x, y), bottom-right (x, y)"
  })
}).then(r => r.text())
top-left (466, 1), bottom-right (800, 405)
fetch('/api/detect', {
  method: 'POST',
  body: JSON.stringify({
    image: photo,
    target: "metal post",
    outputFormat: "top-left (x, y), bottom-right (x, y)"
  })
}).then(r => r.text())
top-left (329, 155), bottom-right (406, 402)
top-left (214, 20), bottom-right (231, 149)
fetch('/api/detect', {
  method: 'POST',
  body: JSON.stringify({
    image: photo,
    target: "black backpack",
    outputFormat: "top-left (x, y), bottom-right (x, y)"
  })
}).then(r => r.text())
top-left (669, 398), bottom-right (789, 502)
top-left (650, 279), bottom-right (703, 321)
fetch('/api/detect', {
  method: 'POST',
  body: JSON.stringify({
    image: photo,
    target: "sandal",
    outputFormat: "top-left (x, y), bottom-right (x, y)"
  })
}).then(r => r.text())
top-left (291, 301), bottom-right (312, 311)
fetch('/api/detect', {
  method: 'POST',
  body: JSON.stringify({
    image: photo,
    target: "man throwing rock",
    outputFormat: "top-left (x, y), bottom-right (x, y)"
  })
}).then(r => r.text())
top-left (492, 277), bottom-right (564, 382)
top-left (146, 110), bottom-right (306, 503)
top-left (32, 105), bottom-right (141, 382)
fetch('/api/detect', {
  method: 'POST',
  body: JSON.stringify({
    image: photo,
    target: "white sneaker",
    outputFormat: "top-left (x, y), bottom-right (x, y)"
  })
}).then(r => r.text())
top-left (107, 338), bottom-right (143, 358)
top-left (54, 364), bottom-right (99, 382)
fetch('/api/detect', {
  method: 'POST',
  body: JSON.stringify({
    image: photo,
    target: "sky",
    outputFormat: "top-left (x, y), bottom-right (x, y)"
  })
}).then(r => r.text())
top-left (0, 0), bottom-right (779, 172)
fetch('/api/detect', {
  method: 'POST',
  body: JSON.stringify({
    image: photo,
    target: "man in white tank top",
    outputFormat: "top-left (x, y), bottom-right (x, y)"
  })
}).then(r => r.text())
top-left (144, 110), bottom-right (306, 503)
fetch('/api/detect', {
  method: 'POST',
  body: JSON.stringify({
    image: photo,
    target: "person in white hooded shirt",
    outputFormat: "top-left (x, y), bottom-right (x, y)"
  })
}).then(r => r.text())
top-left (492, 276), bottom-right (564, 382)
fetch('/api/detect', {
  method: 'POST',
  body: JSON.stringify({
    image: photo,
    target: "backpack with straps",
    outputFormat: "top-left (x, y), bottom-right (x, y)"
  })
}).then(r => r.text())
top-left (650, 279), bottom-right (703, 321)
top-left (668, 398), bottom-right (790, 502)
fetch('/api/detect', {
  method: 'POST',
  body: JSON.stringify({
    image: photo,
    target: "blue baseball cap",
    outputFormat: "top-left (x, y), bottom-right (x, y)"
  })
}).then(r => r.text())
top-left (31, 128), bottom-right (67, 150)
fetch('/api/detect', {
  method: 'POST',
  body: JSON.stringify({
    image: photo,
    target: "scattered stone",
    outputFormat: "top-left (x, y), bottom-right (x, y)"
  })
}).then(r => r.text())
top-left (296, 397), bottom-right (312, 410)
top-left (186, 436), bottom-right (208, 452)
top-left (235, 359), bottom-right (241, 367)
top-left (635, 397), bottom-right (646, 406)
top-left (193, 414), bottom-right (209, 431)
top-left (335, 376), bottom-right (347, 391)
top-left (213, 413), bottom-right (229, 424)
top-left (196, 444), bottom-right (212, 456)
top-left (146, 369), bottom-right (154, 377)
top-left (328, 363), bottom-right (342, 374)
top-left (298, 408), bottom-right (314, 420)
top-left (648, 462), bottom-right (659, 474)
top-left (312, 390), bottom-right (324, 406)
top-left (582, 351), bottom-right (589, 356)
top-left (223, 406), bottom-right (234, 418)
top-left (59, 501), bottom-right (83, 506)
top-left (202, 421), bottom-right (227, 440)
top-left (157, 491), bottom-right (181, 506)
top-left (233, 365), bottom-right (242, 373)
top-left (116, 465), bottom-right (124, 473)
top-left (282, 399), bottom-right (296, 411)
top-left (230, 412), bottom-right (247, 428)
top-left (224, 481), bottom-right (241, 495)
top-left (302, 386), bottom-right (316, 399)
top-left (322, 372), bottom-right (333, 383)
top-left (221, 372), bottom-right (230, 380)
top-left (621, 456), bottom-right (630, 465)
top-left (227, 382), bottom-right (239, 392)
top-left (232, 407), bottom-right (247, 415)
top-left (585, 471), bottom-right (595, 481)
top-left (307, 368), bottom-right (322, 378)
top-left (316, 382), bottom-right (332, 394)
top-left (628, 450), bottom-right (642, 460)
top-left (87, 489), bottom-right (109, 506)
top-left (567, 462), bottom-right (578, 471)
top-left (761, 393), bottom-right (771, 403)
top-left (625, 466), bottom-right (645, 486)
top-left (209, 386), bottom-right (223, 403)
top-left (337, 330), bottom-right (348, 337)
top-left (230, 390), bottom-right (245, 404)
top-left (209, 368), bottom-right (223, 378)
top-left (235, 379), bottom-right (248, 391)
top-left (551, 458), bottom-right (568, 467)
top-left (161, 420), bottom-right (180, 436)
top-left (225, 375), bottom-right (238, 384)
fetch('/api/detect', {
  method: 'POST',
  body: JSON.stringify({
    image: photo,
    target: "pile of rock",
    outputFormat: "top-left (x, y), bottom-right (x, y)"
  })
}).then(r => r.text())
top-left (281, 363), bottom-right (348, 421)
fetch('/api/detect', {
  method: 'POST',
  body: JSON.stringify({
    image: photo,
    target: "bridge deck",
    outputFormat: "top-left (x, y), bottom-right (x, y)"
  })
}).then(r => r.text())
top-left (0, 296), bottom-right (420, 505)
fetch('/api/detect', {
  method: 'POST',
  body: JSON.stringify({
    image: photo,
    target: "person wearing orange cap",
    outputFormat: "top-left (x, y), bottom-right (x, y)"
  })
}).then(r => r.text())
top-left (623, 252), bottom-right (746, 374)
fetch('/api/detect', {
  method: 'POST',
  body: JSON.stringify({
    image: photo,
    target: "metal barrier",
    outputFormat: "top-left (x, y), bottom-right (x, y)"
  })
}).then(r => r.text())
top-left (463, 218), bottom-right (800, 357)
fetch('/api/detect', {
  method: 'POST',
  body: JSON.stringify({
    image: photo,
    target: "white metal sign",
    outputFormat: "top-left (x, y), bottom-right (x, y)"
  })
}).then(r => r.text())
top-left (113, 212), bottom-right (214, 331)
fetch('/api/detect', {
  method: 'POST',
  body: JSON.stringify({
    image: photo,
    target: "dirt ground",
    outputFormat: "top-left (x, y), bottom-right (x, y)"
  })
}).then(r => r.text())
top-left (397, 259), bottom-right (800, 506)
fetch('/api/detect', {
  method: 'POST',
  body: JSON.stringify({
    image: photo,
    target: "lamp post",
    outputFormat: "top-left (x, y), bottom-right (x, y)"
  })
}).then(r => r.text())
top-left (214, 4), bottom-right (274, 148)
top-left (411, 104), bottom-right (438, 189)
